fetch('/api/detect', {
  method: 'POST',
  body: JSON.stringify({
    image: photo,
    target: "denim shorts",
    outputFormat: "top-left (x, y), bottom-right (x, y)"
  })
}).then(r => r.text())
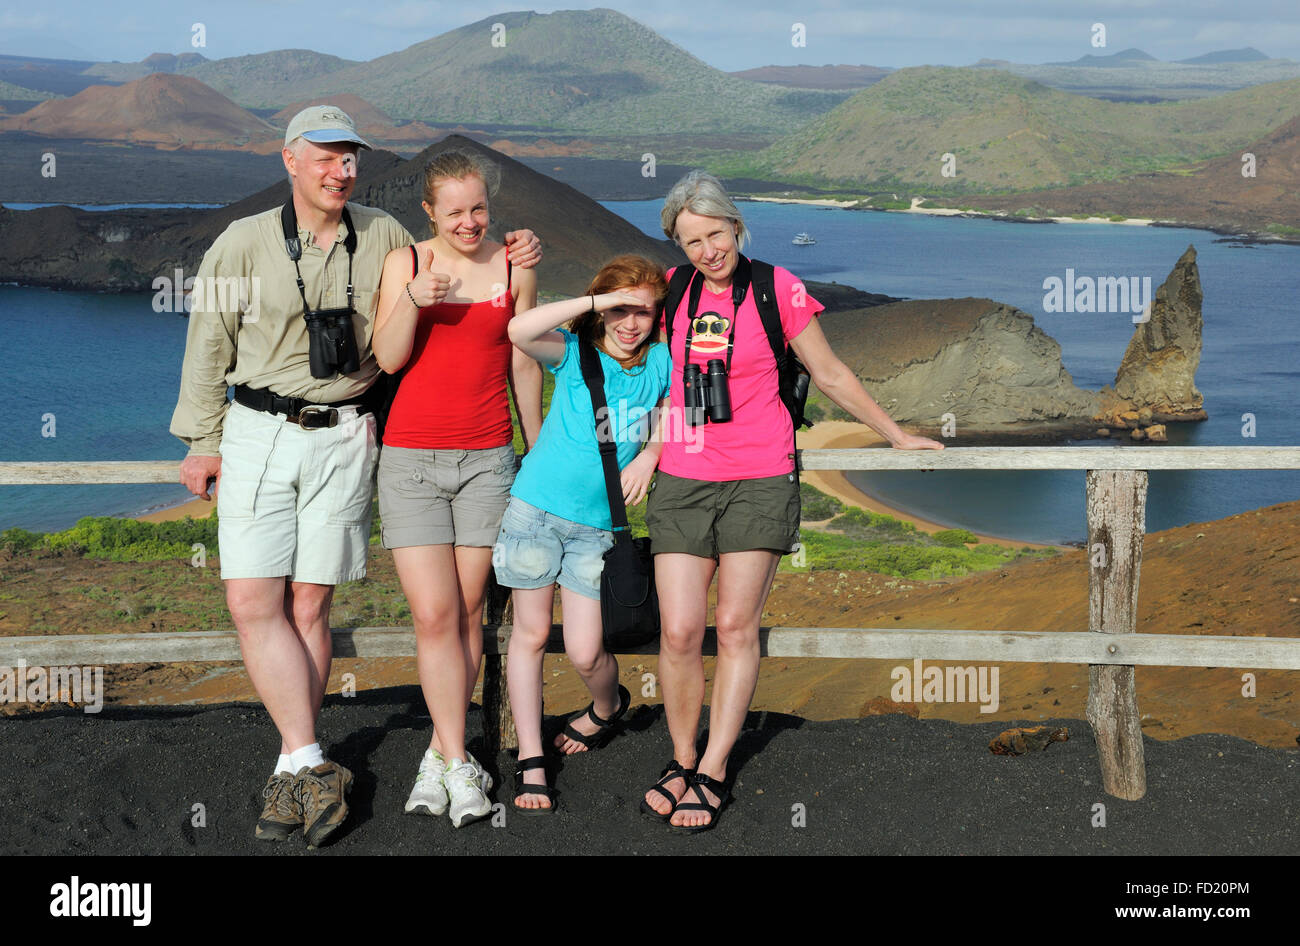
top-left (492, 497), bottom-right (615, 600)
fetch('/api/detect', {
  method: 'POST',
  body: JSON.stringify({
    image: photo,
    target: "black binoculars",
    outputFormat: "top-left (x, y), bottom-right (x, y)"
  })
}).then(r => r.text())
top-left (305, 306), bottom-right (361, 379)
top-left (683, 359), bottom-right (732, 426)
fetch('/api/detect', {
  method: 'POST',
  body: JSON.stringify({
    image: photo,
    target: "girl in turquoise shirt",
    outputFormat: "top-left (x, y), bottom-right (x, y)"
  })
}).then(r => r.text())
top-left (496, 255), bottom-right (671, 814)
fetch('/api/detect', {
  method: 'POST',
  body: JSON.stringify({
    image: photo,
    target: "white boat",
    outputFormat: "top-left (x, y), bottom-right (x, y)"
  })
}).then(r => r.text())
top-left (792, 232), bottom-right (816, 245)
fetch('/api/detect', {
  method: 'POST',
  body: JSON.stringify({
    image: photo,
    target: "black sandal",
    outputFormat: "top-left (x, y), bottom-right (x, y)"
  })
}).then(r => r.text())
top-left (560, 684), bottom-right (631, 751)
top-left (670, 771), bottom-right (731, 834)
top-left (639, 759), bottom-right (694, 822)
top-left (511, 756), bottom-right (557, 816)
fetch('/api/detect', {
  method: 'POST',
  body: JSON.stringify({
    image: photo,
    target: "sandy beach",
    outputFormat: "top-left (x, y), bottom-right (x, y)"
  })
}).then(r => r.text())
top-left (136, 494), bottom-right (215, 523)
top-left (902, 197), bottom-right (1156, 227)
top-left (796, 420), bottom-right (1064, 550)
top-left (735, 194), bottom-right (1158, 229)
top-left (741, 195), bottom-right (860, 208)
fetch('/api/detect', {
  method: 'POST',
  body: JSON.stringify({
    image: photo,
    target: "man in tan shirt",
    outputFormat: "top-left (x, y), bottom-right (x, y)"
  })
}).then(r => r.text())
top-left (170, 106), bottom-right (541, 847)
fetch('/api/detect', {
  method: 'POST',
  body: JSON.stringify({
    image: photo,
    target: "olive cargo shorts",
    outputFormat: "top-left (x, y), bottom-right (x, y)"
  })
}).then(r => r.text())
top-left (645, 469), bottom-right (800, 558)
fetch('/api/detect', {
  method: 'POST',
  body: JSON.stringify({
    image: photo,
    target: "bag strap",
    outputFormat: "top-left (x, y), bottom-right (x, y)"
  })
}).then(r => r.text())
top-left (749, 259), bottom-right (786, 373)
top-left (577, 337), bottom-right (632, 535)
top-left (661, 264), bottom-right (697, 354)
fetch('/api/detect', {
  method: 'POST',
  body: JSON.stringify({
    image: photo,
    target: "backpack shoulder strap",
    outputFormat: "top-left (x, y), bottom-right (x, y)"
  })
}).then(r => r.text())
top-left (749, 259), bottom-right (786, 368)
top-left (662, 265), bottom-right (696, 346)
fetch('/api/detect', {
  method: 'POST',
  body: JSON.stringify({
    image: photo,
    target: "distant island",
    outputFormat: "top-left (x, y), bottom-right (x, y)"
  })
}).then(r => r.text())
top-left (0, 8), bottom-right (1298, 239)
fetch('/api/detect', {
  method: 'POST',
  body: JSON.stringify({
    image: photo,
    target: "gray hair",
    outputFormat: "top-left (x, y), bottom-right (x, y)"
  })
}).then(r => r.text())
top-left (284, 135), bottom-right (359, 181)
top-left (660, 170), bottom-right (749, 250)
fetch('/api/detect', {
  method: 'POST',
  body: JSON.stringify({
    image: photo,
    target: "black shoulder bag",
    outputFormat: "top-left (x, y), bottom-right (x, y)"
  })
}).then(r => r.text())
top-left (577, 337), bottom-right (660, 649)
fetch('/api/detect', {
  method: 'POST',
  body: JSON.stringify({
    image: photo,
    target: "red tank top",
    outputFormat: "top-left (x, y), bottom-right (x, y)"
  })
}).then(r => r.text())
top-left (382, 247), bottom-right (515, 449)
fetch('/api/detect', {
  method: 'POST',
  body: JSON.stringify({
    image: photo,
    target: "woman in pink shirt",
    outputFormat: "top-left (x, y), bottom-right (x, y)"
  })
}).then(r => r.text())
top-left (641, 170), bottom-right (944, 832)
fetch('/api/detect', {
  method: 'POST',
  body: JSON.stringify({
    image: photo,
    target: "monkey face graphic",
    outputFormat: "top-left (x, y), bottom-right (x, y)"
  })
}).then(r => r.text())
top-left (689, 311), bottom-right (731, 355)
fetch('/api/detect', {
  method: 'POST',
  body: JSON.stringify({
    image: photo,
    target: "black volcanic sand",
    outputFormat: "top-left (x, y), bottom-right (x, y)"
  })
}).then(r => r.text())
top-left (0, 136), bottom-right (284, 204)
top-left (2, 686), bottom-right (1296, 855)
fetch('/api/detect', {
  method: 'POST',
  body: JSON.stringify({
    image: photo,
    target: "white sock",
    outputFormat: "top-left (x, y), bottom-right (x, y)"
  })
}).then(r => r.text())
top-left (288, 743), bottom-right (326, 772)
top-left (274, 753), bottom-right (293, 777)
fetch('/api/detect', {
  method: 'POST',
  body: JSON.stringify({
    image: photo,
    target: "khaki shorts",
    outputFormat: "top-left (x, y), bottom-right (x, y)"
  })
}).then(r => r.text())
top-left (646, 470), bottom-right (801, 559)
top-left (378, 443), bottom-right (518, 549)
top-left (217, 401), bottom-right (378, 585)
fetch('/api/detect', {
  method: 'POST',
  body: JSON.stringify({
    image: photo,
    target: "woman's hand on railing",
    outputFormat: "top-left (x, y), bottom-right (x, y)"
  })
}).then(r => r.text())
top-left (890, 432), bottom-right (945, 450)
top-left (180, 455), bottom-right (222, 500)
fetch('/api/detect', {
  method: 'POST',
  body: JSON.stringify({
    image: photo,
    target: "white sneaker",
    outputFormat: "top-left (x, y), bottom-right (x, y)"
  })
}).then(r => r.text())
top-left (404, 748), bottom-right (449, 816)
top-left (444, 757), bottom-right (492, 828)
top-left (466, 751), bottom-right (494, 794)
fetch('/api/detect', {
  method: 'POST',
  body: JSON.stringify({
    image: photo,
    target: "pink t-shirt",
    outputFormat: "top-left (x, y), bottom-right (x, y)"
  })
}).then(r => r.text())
top-left (659, 263), bottom-right (823, 481)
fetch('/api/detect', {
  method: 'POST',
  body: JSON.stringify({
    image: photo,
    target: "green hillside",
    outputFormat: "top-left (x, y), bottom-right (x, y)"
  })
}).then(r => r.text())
top-left (0, 80), bottom-right (55, 101)
top-left (184, 49), bottom-right (361, 106)
top-left (748, 66), bottom-right (1300, 193)
top-left (185, 9), bottom-right (845, 135)
top-left (989, 57), bottom-right (1300, 102)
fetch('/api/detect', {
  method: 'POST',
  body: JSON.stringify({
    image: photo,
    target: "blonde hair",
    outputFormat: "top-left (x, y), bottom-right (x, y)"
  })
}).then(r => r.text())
top-left (421, 149), bottom-right (501, 235)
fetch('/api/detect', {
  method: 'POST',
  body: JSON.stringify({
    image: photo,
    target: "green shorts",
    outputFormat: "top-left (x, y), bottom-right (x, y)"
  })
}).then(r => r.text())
top-left (646, 470), bottom-right (800, 559)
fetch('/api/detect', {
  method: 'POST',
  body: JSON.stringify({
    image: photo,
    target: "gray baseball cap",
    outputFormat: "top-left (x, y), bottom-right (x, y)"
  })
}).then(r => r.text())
top-left (283, 105), bottom-right (371, 150)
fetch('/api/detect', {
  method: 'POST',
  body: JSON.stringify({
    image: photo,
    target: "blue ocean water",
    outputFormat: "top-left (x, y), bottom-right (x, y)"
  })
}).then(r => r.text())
top-left (606, 200), bottom-right (1300, 544)
top-left (0, 289), bottom-right (193, 531)
top-left (3, 203), bottom-right (225, 211)
top-left (1, 201), bottom-right (1296, 541)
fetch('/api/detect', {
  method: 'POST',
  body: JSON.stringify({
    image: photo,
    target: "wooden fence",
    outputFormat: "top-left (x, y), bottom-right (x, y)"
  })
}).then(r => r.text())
top-left (3, 446), bottom-right (1298, 800)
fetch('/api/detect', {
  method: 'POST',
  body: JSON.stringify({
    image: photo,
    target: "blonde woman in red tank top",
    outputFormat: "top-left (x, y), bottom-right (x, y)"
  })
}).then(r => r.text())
top-left (373, 149), bottom-right (543, 827)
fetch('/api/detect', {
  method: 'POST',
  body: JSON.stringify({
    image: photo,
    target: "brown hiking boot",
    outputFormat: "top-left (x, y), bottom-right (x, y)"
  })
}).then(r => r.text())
top-left (293, 761), bottom-right (354, 849)
top-left (254, 771), bottom-right (301, 842)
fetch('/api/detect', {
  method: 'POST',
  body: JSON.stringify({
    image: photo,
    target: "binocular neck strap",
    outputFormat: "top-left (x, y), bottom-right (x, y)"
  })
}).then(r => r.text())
top-left (280, 201), bottom-right (357, 316)
top-left (681, 255), bottom-right (749, 412)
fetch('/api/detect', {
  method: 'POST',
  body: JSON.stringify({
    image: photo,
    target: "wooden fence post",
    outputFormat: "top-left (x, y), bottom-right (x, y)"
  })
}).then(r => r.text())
top-left (480, 570), bottom-right (517, 755)
top-left (1085, 469), bottom-right (1148, 801)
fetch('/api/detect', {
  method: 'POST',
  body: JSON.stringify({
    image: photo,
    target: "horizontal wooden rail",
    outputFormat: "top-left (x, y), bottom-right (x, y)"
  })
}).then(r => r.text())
top-left (3, 447), bottom-right (1299, 485)
top-left (797, 446), bottom-right (1300, 472)
top-left (0, 461), bottom-right (180, 485)
top-left (3, 447), bottom-right (1297, 803)
top-left (3, 625), bottom-right (1298, 670)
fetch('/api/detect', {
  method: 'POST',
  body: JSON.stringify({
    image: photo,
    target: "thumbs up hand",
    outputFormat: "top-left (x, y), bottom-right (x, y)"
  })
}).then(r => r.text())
top-left (406, 245), bottom-right (451, 309)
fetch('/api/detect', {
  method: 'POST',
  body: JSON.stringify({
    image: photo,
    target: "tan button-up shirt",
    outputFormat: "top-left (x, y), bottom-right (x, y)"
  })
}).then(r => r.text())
top-left (170, 201), bottom-right (413, 456)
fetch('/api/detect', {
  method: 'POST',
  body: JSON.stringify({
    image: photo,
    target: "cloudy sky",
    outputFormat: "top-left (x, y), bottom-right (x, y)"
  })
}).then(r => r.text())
top-left (2, 0), bottom-right (1298, 69)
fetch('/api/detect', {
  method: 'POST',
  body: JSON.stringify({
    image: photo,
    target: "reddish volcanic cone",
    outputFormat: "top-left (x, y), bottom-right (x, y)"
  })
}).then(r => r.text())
top-left (0, 73), bottom-right (276, 149)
